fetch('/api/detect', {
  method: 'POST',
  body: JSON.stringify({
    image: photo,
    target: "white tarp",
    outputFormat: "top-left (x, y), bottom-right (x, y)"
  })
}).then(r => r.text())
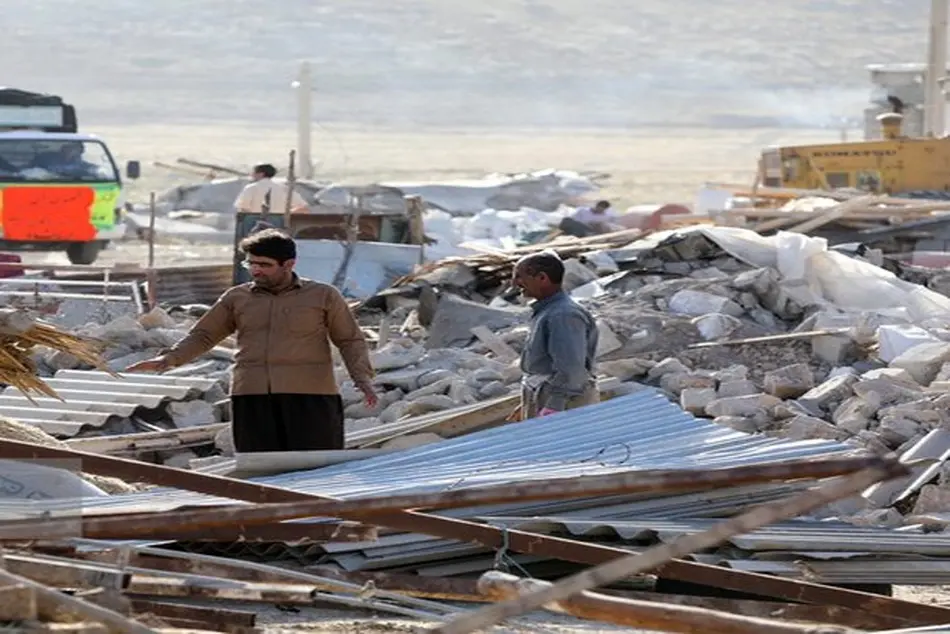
top-left (629, 226), bottom-right (950, 323)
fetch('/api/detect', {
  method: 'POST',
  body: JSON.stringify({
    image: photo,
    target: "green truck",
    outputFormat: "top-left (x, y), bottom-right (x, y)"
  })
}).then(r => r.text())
top-left (0, 88), bottom-right (139, 264)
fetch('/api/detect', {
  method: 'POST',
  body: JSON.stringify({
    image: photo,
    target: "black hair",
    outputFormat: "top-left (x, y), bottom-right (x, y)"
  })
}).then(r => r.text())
top-left (239, 228), bottom-right (296, 263)
top-left (253, 163), bottom-right (277, 178)
top-left (595, 200), bottom-right (611, 209)
top-left (516, 251), bottom-right (565, 285)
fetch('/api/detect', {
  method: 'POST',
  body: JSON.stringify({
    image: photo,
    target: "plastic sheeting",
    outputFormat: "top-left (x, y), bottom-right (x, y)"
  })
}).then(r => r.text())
top-left (635, 226), bottom-right (950, 323)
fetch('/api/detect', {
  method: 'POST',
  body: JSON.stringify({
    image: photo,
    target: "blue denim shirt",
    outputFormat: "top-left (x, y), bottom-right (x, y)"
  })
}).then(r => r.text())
top-left (520, 290), bottom-right (598, 410)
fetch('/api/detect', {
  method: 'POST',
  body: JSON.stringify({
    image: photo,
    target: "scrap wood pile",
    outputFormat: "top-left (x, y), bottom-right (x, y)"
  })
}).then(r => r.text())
top-left (0, 442), bottom-right (939, 634)
top-left (0, 308), bottom-right (108, 400)
top-left (712, 186), bottom-right (950, 240)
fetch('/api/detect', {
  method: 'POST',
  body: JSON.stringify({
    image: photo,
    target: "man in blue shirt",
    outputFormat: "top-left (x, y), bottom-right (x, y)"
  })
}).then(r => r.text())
top-left (512, 251), bottom-right (600, 419)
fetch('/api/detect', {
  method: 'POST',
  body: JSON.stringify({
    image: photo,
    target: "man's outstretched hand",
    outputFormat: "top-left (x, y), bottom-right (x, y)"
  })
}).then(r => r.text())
top-left (124, 356), bottom-right (170, 373)
top-left (356, 380), bottom-right (378, 408)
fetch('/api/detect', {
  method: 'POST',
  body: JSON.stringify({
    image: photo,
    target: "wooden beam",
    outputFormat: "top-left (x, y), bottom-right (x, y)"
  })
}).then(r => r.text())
top-left (0, 439), bottom-right (943, 627)
top-left (475, 571), bottom-right (856, 634)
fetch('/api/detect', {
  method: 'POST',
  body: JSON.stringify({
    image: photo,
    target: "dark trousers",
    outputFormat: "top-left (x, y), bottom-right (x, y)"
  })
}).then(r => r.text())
top-left (230, 393), bottom-right (345, 453)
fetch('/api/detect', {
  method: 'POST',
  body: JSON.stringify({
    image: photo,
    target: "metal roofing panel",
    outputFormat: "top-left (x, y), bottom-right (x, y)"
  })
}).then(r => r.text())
top-left (1, 370), bottom-right (221, 438)
top-left (60, 389), bottom-right (857, 515)
top-left (477, 518), bottom-right (950, 556)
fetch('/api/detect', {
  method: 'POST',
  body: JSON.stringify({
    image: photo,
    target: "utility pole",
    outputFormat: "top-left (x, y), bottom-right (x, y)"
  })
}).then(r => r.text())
top-left (924, 0), bottom-right (948, 136)
top-left (294, 61), bottom-right (315, 180)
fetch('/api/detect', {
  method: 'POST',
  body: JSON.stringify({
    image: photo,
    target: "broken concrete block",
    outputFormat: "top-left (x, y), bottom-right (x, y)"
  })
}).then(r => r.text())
top-left (471, 367), bottom-right (506, 383)
top-left (763, 363), bottom-right (815, 399)
top-left (561, 258), bottom-right (599, 291)
top-left (712, 365), bottom-right (750, 383)
top-left (406, 378), bottom-right (454, 399)
top-left (771, 400), bottom-right (812, 421)
top-left (853, 377), bottom-right (923, 406)
top-left (831, 396), bottom-right (875, 435)
top-left (717, 379), bottom-right (759, 399)
top-left (781, 415), bottom-right (843, 441)
top-left (418, 369), bottom-right (458, 388)
top-left (713, 416), bottom-right (760, 434)
top-left (168, 400), bottom-right (217, 428)
top-left (797, 374), bottom-right (858, 412)
top-left (426, 294), bottom-right (528, 349)
top-left (861, 367), bottom-right (916, 384)
top-left (448, 380), bottom-right (478, 405)
top-left (647, 357), bottom-right (690, 380)
top-left (680, 387), bottom-right (717, 415)
top-left (877, 416), bottom-right (923, 448)
top-left (137, 306), bottom-right (177, 330)
top-left (214, 426), bottom-right (235, 456)
top-left (163, 449), bottom-right (199, 469)
top-left (705, 394), bottom-right (781, 418)
top-left (889, 341), bottom-right (950, 385)
top-left (478, 381), bottom-right (510, 399)
top-left (595, 321), bottom-right (624, 358)
top-left (667, 289), bottom-right (744, 317)
top-left (372, 343), bottom-right (427, 372)
top-left (600, 357), bottom-right (655, 381)
top-left (402, 395), bottom-right (457, 416)
top-left (846, 508), bottom-right (904, 528)
top-left (691, 313), bottom-right (742, 340)
top-left (660, 372), bottom-right (717, 395)
top-left (380, 400), bottom-right (413, 424)
top-left (913, 484), bottom-right (950, 515)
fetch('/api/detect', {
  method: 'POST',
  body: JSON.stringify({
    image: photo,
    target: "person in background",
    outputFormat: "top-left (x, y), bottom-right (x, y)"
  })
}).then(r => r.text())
top-left (512, 251), bottom-right (600, 420)
top-left (570, 199), bottom-right (620, 234)
top-left (125, 229), bottom-right (377, 453)
top-left (234, 163), bottom-right (310, 215)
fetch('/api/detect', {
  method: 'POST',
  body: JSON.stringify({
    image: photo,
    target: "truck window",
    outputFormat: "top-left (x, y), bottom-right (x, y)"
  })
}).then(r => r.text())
top-left (0, 139), bottom-right (118, 183)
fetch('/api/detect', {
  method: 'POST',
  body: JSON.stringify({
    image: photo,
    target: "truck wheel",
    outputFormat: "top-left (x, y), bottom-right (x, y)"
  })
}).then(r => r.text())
top-left (66, 241), bottom-right (105, 265)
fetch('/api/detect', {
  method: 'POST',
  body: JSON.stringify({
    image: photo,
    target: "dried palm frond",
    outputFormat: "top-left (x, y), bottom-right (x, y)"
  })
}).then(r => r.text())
top-left (0, 308), bottom-right (111, 401)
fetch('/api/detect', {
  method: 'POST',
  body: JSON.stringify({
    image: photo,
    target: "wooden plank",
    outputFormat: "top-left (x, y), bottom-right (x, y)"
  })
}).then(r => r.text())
top-left (64, 424), bottom-right (226, 455)
top-left (125, 576), bottom-right (317, 605)
top-left (429, 463), bottom-right (895, 634)
top-left (687, 328), bottom-right (849, 349)
top-left (0, 584), bottom-right (38, 620)
top-left (785, 195), bottom-right (875, 234)
top-left (0, 566), bottom-right (150, 634)
top-left (470, 326), bottom-right (519, 361)
top-left (129, 600), bottom-right (255, 628)
top-left (21, 623), bottom-right (109, 634)
top-left (475, 572), bottom-right (856, 634)
top-left (0, 439), bottom-right (944, 627)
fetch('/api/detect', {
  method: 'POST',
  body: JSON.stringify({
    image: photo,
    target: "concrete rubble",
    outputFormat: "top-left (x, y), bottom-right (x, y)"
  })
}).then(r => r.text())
top-left (9, 223), bottom-right (950, 532)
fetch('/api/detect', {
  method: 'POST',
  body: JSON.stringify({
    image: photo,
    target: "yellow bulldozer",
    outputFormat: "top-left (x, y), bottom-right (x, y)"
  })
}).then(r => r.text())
top-left (757, 97), bottom-right (950, 199)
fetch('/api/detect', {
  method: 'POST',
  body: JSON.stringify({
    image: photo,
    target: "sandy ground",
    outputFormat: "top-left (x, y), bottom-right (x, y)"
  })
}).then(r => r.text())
top-left (9, 123), bottom-right (849, 270)
top-left (162, 589), bottom-right (950, 633)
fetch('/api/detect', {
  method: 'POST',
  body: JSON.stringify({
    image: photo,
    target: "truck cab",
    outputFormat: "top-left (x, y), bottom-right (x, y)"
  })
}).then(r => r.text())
top-left (0, 87), bottom-right (137, 264)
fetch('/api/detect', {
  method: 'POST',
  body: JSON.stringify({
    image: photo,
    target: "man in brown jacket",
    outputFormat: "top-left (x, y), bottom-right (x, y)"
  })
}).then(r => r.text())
top-left (126, 229), bottom-right (377, 453)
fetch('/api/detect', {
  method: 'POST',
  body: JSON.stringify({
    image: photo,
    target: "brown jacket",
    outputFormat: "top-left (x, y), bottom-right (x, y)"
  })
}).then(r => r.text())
top-left (165, 276), bottom-right (374, 396)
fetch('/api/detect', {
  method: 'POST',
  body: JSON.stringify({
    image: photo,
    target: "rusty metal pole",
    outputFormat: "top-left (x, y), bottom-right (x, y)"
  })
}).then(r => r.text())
top-left (145, 191), bottom-right (158, 310)
top-left (283, 149), bottom-right (296, 229)
top-left (478, 571), bottom-right (856, 634)
top-left (0, 438), bottom-right (941, 626)
top-left (427, 461), bottom-right (904, 634)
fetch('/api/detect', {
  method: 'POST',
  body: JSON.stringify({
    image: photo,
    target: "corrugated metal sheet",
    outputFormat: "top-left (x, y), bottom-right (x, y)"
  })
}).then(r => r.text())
top-left (295, 239), bottom-right (423, 299)
top-left (55, 389), bottom-right (857, 515)
top-left (476, 518), bottom-right (950, 556)
top-left (4, 369), bottom-right (219, 438)
top-left (37, 390), bottom-right (872, 568)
